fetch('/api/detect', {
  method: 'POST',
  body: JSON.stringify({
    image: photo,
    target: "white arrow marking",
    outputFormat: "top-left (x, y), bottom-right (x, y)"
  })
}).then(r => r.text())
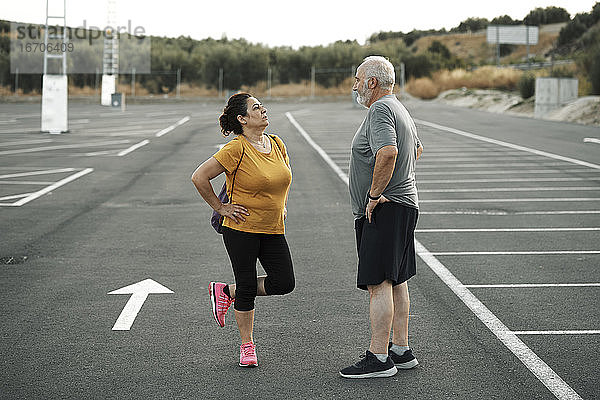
top-left (108, 278), bottom-right (173, 331)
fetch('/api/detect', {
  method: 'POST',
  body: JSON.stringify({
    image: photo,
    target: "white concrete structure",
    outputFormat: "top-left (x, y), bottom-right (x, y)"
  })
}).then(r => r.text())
top-left (535, 78), bottom-right (578, 118)
top-left (41, 75), bottom-right (68, 133)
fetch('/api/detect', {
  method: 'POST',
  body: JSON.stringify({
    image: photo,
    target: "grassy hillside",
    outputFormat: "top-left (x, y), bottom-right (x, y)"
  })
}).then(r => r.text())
top-left (410, 23), bottom-right (566, 66)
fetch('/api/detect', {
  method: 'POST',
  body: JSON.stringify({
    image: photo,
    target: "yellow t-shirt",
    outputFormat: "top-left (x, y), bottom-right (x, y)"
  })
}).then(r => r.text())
top-left (213, 134), bottom-right (292, 234)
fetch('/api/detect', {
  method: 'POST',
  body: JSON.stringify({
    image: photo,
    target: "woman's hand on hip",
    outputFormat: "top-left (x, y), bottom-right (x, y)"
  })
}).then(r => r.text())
top-left (218, 203), bottom-right (249, 224)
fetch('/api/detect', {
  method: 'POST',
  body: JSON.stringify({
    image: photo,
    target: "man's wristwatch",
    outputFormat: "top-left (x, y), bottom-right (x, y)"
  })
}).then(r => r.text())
top-left (368, 192), bottom-right (381, 201)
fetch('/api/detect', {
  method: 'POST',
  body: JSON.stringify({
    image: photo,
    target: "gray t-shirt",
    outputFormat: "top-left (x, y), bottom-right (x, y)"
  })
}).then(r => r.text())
top-left (349, 94), bottom-right (420, 219)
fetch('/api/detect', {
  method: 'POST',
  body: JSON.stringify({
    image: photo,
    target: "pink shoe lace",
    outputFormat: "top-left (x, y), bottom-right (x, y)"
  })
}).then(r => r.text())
top-left (239, 342), bottom-right (258, 367)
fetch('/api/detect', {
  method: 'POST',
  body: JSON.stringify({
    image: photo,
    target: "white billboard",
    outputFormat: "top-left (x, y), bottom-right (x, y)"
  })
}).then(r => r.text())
top-left (487, 25), bottom-right (539, 45)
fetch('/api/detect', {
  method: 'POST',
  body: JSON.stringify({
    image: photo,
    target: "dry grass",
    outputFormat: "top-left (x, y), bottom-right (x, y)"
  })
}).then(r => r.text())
top-left (406, 66), bottom-right (524, 99)
top-left (411, 26), bottom-right (563, 65)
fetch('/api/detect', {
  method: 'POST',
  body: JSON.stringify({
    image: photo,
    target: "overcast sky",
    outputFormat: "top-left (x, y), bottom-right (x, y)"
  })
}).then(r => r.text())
top-left (3, 0), bottom-right (598, 48)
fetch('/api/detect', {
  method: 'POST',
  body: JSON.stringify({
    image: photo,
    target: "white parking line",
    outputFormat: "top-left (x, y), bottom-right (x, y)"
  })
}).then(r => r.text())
top-left (420, 210), bottom-right (600, 215)
top-left (0, 193), bottom-right (33, 201)
top-left (421, 198), bottom-right (600, 203)
top-left (465, 283), bottom-right (600, 288)
top-left (0, 180), bottom-right (54, 185)
top-left (286, 111), bottom-right (583, 400)
top-left (155, 115), bottom-right (191, 137)
top-left (583, 138), bottom-right (600, 145)
top-left (416, 119), bottom-right (600, 170)
top-left (0, 140), bottom-right (131, 156)
top-left (417, 169), bottom-right (592, 175)
top-left (1, 168), bottom-right (94, 207)
top-left (416, 228), bottom-right (600, 232)
top-left (417, 162), bottom-right (569, 169)
top-left (513, 330), bottom-right (600, 335)
top-left (0, 139), bottom-right (54, 147)
top-left (431, 251), bottom-right (600, 255)
top-left (419, 187), bottom-right (600, 193)
top-left (419, 177), bottom-right (600, 184)
top-left (0, 168), bottom-right (77, 179)
top-left (117, 140), bottom-right (150, 157)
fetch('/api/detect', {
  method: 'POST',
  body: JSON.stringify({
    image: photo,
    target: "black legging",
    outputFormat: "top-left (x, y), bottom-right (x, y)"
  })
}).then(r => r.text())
top-left (222, 226), bottom-right (295, 311)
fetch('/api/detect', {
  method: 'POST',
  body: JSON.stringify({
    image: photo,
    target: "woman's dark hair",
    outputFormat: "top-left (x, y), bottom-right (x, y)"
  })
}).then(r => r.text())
top-left (219, 92), bottom-right (252, 136)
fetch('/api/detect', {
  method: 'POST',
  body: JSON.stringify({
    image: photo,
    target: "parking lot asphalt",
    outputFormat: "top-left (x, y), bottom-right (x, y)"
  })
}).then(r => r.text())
top-left (1, 98), bottom-right (598, 399)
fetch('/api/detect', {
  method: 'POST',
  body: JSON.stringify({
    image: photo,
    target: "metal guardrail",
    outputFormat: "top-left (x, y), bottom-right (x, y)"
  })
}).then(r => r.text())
top-left (503, 59), bottom-right (575, 70)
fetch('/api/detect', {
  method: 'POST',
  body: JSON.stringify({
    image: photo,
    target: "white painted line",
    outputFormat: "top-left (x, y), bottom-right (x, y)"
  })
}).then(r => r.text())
top-left (0, 168), bottom-right (77, 179)
top-left (513, 330), bottom-right (600, 335)
top-left (417, 228), bottom-right (600, 233)
top-left (0, 180), bottom-right (54, 185)
top-left (417, 169), bottom-right (591, 176)
top-left (155, 115), bottom-right (191, 137)
top-left (11, 168), bottom-right (94, 206)
top-left (83, 151), bottom-right (114, 156)
top-left (465, 283), bottom-right (600, 288)
top-left (421, 198), bottom-right (600, 203)
top-left (0, 139), bottom-right (54, 147)
top-left (285, 112), bottom-right (349, 185)
top-left (417, 162), bottom-right (569, 169)
top-left (419, 156), bottom-right (545, 162)
top-left (416, 242), bottom-right (583, 400)
top-left (421, 210), bottom-right (600, 215)
top-left (0, 193), bottom-right (33, 201)
top-left (117, 139), bottom-right (150, 157)
top-left (287, 111), bottom-right (582, 400)
top-left (419, 177), bottom-right (600, 184)
top-left (583, 138), bottom-right (600, 145)
top-left (108, 279), bottom-right (173, 331)
top-left (431, 251), bottom-right (600, 255)
top-left (0, 140), bottom-right (131, 156)
top-left (416, 119), bottom-right (600, 170)
top-left (419, 187), bottom-right (600, 193)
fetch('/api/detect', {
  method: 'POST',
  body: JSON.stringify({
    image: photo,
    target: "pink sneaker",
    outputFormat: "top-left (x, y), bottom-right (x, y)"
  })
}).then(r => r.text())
top-left (239, 342), bottom-right (258, 367)
top-left (209, 282), bottom-right (234, 327)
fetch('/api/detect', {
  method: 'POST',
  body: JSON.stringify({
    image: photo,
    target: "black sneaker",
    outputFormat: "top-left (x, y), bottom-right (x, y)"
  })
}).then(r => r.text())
top-left (388, 342), bottom-right (419, 369)
top-left (339, 351), bottom-right (398, 379)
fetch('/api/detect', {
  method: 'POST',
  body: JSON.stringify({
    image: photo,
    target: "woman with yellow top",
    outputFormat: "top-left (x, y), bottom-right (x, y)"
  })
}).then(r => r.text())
top-left (191, 93), bottom-right (294, 368)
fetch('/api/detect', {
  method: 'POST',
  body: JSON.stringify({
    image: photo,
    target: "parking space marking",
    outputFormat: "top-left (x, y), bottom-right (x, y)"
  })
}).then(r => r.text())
top-left (421, 210), bottom-right (600, 215)
top-left (0, 140), bottom-right (131, 156)
top-left (155, 116), bottom-right (191, 137)
top-left (286, 111), bottom-right (583, 400)
top-left (420, 187), bottom-right (600, 193)
top-left (0, 168), bottom-right (94, 207)
top-left (0, 180), bottom-right (54, 185)
top-left (418, 169), bottom-right (593, 175)
top-left (416, 119), bottom-right (600, 170)
top-left (583, 138), bottom-right (600, 145)
top-left (0, 139), bottom-right (54, 147)
top-left (0, 193), bottom-right (33, 201)
top-left (513, 330), bottom-right (600, 335)
top-left (417, 162), bottom-right (570, 168)
top-left (419, 177), bottom-right (600, 183)
top-left (431, 251), bottom-right (600, 255)
top-left (0, 168), bottom-right (78, 179)
top-left (117, 140), bottom-right (150, 157)
top-left (465, 283), bottom-right (600, 288)
top-left (421, 198), bottom-right (600, 203)
top-left (416, 228), bottom-right (600, 232)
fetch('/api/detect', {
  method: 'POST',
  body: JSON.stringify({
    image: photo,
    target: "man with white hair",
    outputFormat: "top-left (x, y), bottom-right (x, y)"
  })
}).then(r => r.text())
top-left (340, 56), bottom-right (423, 379)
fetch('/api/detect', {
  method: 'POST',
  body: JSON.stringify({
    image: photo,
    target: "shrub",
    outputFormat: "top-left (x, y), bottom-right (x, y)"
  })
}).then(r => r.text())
top-left (406, 77), bottom-right (440, 99)
top-left (590, 48), bottom-right (600, 94)
top-left (518, 73), bottom-right (536, 99)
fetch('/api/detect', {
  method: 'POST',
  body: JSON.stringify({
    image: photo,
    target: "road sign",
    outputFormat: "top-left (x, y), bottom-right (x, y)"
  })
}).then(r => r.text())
top-left (486, 25), bottom-right (539, 45)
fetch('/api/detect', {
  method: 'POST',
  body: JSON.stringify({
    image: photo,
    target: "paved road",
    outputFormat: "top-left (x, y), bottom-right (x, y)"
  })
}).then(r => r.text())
top-left (0, 99), bottom-right (598, 399)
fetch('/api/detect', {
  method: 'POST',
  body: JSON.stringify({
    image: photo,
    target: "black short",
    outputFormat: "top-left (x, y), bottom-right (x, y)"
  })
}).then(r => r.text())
top-left (355, 202), bottom-right (418, 290)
